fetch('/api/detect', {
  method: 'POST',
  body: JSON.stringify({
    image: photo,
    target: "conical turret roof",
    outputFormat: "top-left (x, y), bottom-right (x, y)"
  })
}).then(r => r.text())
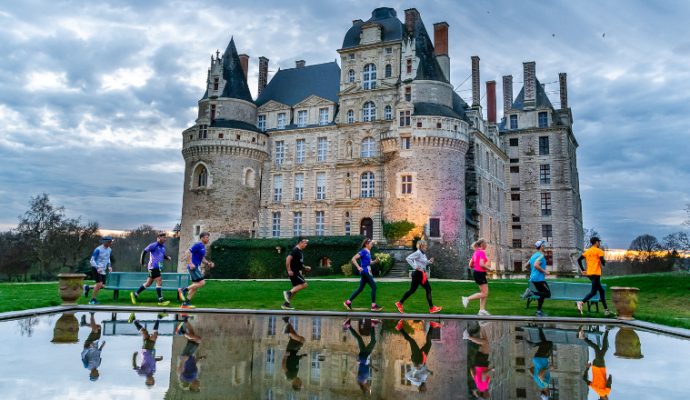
top-left (221, 37), bottom-right (253, 102)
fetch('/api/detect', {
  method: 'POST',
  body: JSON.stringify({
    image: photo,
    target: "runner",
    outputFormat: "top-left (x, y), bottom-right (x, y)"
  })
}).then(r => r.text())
top-left (582, 327), bottom-right (612, 400)
top-left (528, 240), bottom-right (551, 317)
top-left (395, 240), bottom-right (442, 314)
top-left (395, 319), bottom-right (441, 392)
top-left (282, 317), bottom-right (307, 391)
top-left (83, 236), bottom-right (113, 304)
top-left (131, 232), bottom-right (172, 306)
top-left (178, 232), bottom-right (215, 309)
top-left (80, 312), bottom-right (105, 382)
top-left (461, 239), bottom-right (493, 316)
top-left (282, 238), bottom-right (311, 310)
top-left (576, 237), bottom-right (612, 316)
top-left (176, 317), bottom-right (204, 392)
top-left (463, 322), bottom-right (493, 399)
top-left (129, 312), bottom-right (165, 387)
top-left (528, 327), bottom-right (554, 400)
top-left (344, 318), bottom-right (379, 395)
top-left (344, 238), bottom-right (383, 312)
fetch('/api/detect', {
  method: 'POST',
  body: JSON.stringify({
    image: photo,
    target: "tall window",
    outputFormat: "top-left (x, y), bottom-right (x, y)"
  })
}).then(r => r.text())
top-left (312, 317), bottom-right (322, 340)
top-left (399, 110), bottom-right (410, 127)
top-left (267, 316), bottom-right (276, 336)
top-left (210, 104), bottom-right (216, 121)
top-left (316, 172), bottom-right (326, 200)
top-left (361, 172), bottom-right (375, 198)
top-left (429, 218), bottom-right (440, 238)
top-left (310, 352), bottom-right (321, 382)
top-left (510, 114), bottom-right (518, 130)
top-left (348, 69), bottom-right (355, 83)
top-left (541, 192), bottom-right (552, 216)
top-left (195, 165), bottom-right (208, 187)
top-left (539, 136), bottom-right (550, 155)
top-left (293, 212), bottom-right (302, 236)
top-left (297, 110), bottom-right (307, 127)
top-left (257, 115), bottom-right (266, 131)
top-left (384, 105), bottom-right (392, 120)
top-left (347, 109), bottom-right (355, 123)
top-left (509, 138), bottom-right (518, 146)
top-left (538, 111), bottom-right (548, 128)
top-left (405, 86), bottom-right (411, 101)
top-left (271, 212), bottom-right (281, 237)
top-left (295, 139), bottom-right (305, 164)
top-left (274, 141), bottom-right (284, 165)
top-left (513, 239), bottom-right (522, 248)
top-left (362, 63), bottom-right (376, 89)
top-left (315, 211), bottom-right (325, 236)
top-left (319, 108), bottom-right (329, 125)
top-left (213, 77), bottom-right (219, 91)
top-left (406, 59), bottom-right (412, 73)
top-left (344, 220), bottom-right (351, 236)
top-left (360, 137), bottom-right (375, 158)
top-left (542, 224), bottom-right (553, 242)
top-left (265, 348), bottom-right (275, 377)
top-left (198, 124), bottom-right (208, 139)
top-left (294, 173), bottom-right (304, 201)
top-left (401, 137), bottom-right (411, 150)
top-left (277, 112), bottom-right (287, 129)
top-left (317, 137), bottom-right (328, 162)
top-left (385, 63), bottom-right (392, 78)
top-left (362, 101), bottom-right (376, 122)
top-left (272, 175), bottom-right (282, 202)
top-left (401, 175), bottom-right (413, 194)
top-left (540, 164), bottom-right (551, 184)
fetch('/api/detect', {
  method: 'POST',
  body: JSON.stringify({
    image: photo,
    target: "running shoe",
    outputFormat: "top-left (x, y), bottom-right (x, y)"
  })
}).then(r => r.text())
top-left (603, 309), bottom-right (615, 317)
top-left (342, 318), bottom-right (351, 331)
top-left (429, 306), bottom-right (442, 314)
top-left (371, 304), bottom-right (384, 312)
top-left (477, 309), bottom-right (491, 316)
top-left (429, 321), bottom-right (441, 329)
top-left (281, 302), bottom-right (295, 310)
top-left (83, 284), bottom-right (90, 298)
top-left (175, 322), bottom-right (186, 335)
top-left (128, 312), bottom-right (136, 324)
top-left (395, 302), bottom-right (404, 314)
top-left (283, 291), bottom-right (292, 303)
top-left (461, 296), bottom-right (469, 308)
top-left (395, 320), bottom-right (404, 331)
top-left (157, 300), bottom-right (171, 306)
top-left (536, 310), bottom-right (544, 317)
top-left (177, 288), bottom-right (187, 302)
top-left (181, 302), bottom-right (196, 309)
top-left (576, 301), bottom-right (584, 315)
top-left (462, 329), bottom-right (470, 340)
top-left (88, 298), bottom-right (98, 305)
top-left (80, 315), bottom-right (87, 327)
top-left (343, 301), bottom-right (352, 311)
top-left (157, 313), bottom-right (168, 319)
top-left (130, 292), bottom-right (137, 305)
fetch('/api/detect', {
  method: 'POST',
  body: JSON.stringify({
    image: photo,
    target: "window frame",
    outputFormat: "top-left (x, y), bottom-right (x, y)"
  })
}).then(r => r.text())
top-left (272, 175), bottom-right (283, 202)
top-left (294, 173), bottom-right (304, 201)
top-left (347, 109), bottom-right (355, 124)
top-left (362, 63), bottom-right (377, 90)
top-left (297, 110), bottom-right (308, 128)
top-left (539, 136), bottom-right (550, 155)
top-left (293, 212), bottom-right (303, 237)
top-left (271, 212), bottom-right (281, 237)
top-left (538, 111), bottom-right (548, 128)
top-left (316, 172), bottom-right (326, 200)
top-left (429, 218), bottom-right (441, 238)
top-left (360, 137), bottom-right (376, 158)
top-left (277, 112), bottom-right (287, 129)
top-left (360, 171), bottom-right (375, 198)
top-left (540, 164), bottom-right (551, 184)
top-left (317, 137), bottom-right (328, 162)
top-left (540, 192), bottom-right (552, 216)
top-left (509, 114), bottom-right (518, 130)
top-left (362, 101), bottom-right (376, 122)
top-left (347, 69), bottom-right (355, 83)
top-left (274, 140), bottom-right (285, 165)
top-left (401, 174), bottom-right (413, 194)
top-left (315, 211), bottom-right (325, 236)
top-left (384, 105), bottom-right (392, 120)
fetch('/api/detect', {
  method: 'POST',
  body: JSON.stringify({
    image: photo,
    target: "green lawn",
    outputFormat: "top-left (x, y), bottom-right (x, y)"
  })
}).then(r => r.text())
top-left (2, 273), bottom-right (689, 329)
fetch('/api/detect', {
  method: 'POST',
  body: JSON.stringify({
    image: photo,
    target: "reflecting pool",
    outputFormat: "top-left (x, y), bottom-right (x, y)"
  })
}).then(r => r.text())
top-left (0, 312), bottom-right (688, 399)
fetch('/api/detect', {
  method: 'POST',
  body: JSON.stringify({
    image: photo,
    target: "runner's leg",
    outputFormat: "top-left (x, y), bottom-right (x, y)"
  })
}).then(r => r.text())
top-left (421, 278), bottom-right (434, 308)
top-left (348, 275), bottom-right (367, 303)
top-left (399, 271), bottom-right (422, 304)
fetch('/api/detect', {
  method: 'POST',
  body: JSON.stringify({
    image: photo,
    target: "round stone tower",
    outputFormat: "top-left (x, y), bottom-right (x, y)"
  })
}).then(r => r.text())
top-left (178, 38), bottom-right (268, 267)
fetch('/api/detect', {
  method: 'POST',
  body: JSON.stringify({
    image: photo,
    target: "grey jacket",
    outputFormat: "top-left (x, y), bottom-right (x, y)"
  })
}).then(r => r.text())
top-left (406, 250), bottom-right (431, 271)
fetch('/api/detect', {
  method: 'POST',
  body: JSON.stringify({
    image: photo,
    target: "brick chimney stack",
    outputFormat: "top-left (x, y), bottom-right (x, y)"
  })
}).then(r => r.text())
top-left (404, 8), bottom-right (419, 33)
top-left (486, 80), bottom-right (497, 123)
top-left (238, 54), bottom-right (249, 80)
top-left (295, 60), bottom-right (306, 68)
top-left (523, 61), bottom-right (537, 108)
top-left (503, 75), bottom-right (513, 113)
top-left (258, 56), bottom-right (269, 96)
top-left (433, 22), bottom-right (450, 81)
top-left (471, 56), bottom-right (480, 107)
top-left (559, 72), bottom-right (568, 109)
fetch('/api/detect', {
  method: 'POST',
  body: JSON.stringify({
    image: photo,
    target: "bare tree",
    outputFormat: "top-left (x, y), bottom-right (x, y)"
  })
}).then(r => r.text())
top-left (583, 227), bottom-right (601, 249)
top-left (627, 234), bottom-right (661, 263)
top-left (663, 232), bottom-right (690, 253)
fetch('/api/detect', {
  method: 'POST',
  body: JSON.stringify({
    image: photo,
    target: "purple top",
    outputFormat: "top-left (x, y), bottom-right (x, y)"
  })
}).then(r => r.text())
top-left (138, 349), bottom-right (156, 376)
top-left (144, 241), bottom-right (167, 270)
top-left (180, 356), bottom-right (198, 382)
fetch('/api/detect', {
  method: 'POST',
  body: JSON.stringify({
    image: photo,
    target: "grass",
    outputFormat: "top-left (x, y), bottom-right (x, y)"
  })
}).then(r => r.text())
top-left (1, 272), bottom-right (689, 329)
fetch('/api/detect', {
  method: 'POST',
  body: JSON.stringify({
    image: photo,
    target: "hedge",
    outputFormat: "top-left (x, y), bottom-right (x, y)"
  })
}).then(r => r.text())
top-left (209, 236), bottom-right (366, 279)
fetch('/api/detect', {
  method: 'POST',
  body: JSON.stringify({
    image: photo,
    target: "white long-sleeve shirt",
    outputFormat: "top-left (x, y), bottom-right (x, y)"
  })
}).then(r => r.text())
top-left (90, 245), bottom-right (112, 274)
top-left (406, 250), bottom-right (430, 271)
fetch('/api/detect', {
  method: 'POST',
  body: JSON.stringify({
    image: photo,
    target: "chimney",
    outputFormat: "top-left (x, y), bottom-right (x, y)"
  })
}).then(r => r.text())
top-left (471, 56), bottom-right (480, 107)
top-left (295, 60), bottom-right (306, 68)
top-left (352, 19), bottom-right (363, 25)
top-left (486, 80), bottom-right (497, 123)
top-left (404, 8), bottom-right (419, 33)
top-left (434, 22), bottom-right (450, 81)
top-left (559, 72), bottom-right (568, 109)
top-left (258, 56), bottom-right (269, 96)
top-left (503, 75), bottom-right (513, 112)
top-left (238, 54), bottom-right (249, 80)
top-left (523, 61), bottom-right (537, 108)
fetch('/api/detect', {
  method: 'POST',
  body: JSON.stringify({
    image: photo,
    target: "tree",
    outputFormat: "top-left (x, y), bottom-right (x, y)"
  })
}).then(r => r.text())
top-left (0, 231), bottom-right (31, 281)
top-left (382, 220), bottom-right (416, 242)
top-left (16, 194), bottom-right (66, 278)
top-left (583, 227), bottom-right (600, 249)
top-left (627, 234), bottom-right (661, 264)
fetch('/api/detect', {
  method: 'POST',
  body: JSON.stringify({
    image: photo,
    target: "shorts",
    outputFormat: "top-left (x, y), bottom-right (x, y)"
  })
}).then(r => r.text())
top-left (181, 340), bottom-right (199, 357)
top-left (289, 272), bottom-right (306, 287)
top-left (188, 266), bottom-right (204, 283)
top-left (473, 270), bottom-right (488, 285)
top-left (92, 268), bottom-right (106, 284)
top-left (148, 268), bottom-right (162, 279)
top-left (143, 338), bottom-right (156, 351)
top-left (473, 351), bottom-right (490, 367)
top-left (286, 338), bottom-right (304, 352)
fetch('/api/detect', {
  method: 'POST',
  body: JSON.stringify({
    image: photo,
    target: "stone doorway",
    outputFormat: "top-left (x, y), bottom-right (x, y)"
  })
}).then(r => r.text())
top-left (360, 218), bottom-right (373, 239)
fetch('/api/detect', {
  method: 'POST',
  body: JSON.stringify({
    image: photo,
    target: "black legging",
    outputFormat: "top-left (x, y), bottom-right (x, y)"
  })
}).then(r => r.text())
top-left (401, 326), bottom-right (435, 365)
top-left (399, 270), bottom-right (433, 307)
top-left (582, 275), bottom-right (608, 309)
top-left (583, 330), bottom-right (609, 368)
top-left (349, 325), bottom-right (377, 357)
top-left (532, 281), bottom-right (551, 311)
top-left (534, 328), bottom-right (553, 358)
top-left (349, 273), bottom-right (377, 303)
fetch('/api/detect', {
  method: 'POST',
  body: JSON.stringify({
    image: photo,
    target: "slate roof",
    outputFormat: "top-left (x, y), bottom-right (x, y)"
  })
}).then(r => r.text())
top-left (511, 78), bottom-right (553, 110)
top-left (255, 62), bottom-right (341, 107)
top-left (211, 119), bottom-right (264, 134)
top-left (341, 8), bottom-right (404, 49)
top-left (452, 92), bottom-right (470, 121)
top-left (413, 102), bottom-right (463, 119)
top-left (406, 12), bottom-right (448, 83)
top-left (219, 38), bottom-right (253, 102)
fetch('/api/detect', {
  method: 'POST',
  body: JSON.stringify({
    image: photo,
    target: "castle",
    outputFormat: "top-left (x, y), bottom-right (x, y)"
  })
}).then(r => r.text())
top-left (178, 7), bottom-right (583, 277)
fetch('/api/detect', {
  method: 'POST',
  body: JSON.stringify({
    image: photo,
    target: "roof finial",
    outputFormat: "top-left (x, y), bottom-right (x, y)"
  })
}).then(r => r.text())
top-left (216, 49), bottom-right (220, 59)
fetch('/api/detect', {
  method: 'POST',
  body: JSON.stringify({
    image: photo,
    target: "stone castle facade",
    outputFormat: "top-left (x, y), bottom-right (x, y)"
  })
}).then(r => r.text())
top-left (178, 7), bottom-right (583, 276)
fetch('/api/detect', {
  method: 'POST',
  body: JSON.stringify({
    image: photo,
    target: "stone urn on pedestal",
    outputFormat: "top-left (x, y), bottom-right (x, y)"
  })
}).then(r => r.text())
top-left (51, 312), bottom-right (79, 344)
top-left (57, 273), bottom-right (86, 305)
top-left (611, 286), bottom-right (639, 320)
top-left (614, 327), bottom-right (643, 359)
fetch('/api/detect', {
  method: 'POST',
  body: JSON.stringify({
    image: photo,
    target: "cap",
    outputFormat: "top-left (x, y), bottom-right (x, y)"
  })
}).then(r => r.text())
top-left (535, 240), bottom-right (547, 249)
top-left (101, 236), bottom-right (113, 242)
top-left (157, 232), bottom-right (167, 238)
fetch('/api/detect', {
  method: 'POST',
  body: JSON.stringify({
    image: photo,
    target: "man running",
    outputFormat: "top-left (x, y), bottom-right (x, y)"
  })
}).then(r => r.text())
top-left (282, 238), bottom-right (311, 310)
top-left (178, 232), bottom-right (215, 308)
top-left (129, 312), bottom-right (165, 387)
top-left (344, 318), bottom-right (379, 395)
top-left (131, 232), bottom-right (171, 306)
top-left (582, 327), bottom-right (613, 399)
top-left (395, 319), bottom-right (441, 392)
top-left (529, 240), bottom-right (551, 317)
top-left (83, 236), bottom-right (113, 304)
top-left (176, 317), bottom-right (203, 392)
top-left (81, 312), bottom-right (105, 382)
top-left (528, 327), bottom-right (554, 399)
top-left (577, 237), bottom-right (612, 316)
top-left (282, 317), bottom-right (307, 391)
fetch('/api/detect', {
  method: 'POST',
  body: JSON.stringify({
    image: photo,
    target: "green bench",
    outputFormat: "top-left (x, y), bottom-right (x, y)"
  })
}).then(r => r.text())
top-left (524, 281), bottom-right (607, 312)
top-left (105, 272), bottom-right (190, 301)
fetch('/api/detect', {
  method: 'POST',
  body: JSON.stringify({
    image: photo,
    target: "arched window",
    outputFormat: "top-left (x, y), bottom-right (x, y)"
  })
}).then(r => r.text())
top-left (361, 172), bottom-right (375, 198)
top-left (384, 105), bottom-right (392, 120)
top-left (360, 137), bottom-right (376, 158)
top-left (348, 69), bottom-right (355, 83)
top-left (243, 168), bottom-right (255, 188)
top-left (385, 64), bottom-right (392, 78)
top-left (362, 64), bottom-right (376, 89)
top-left (362, 101), bottom-right (376, 122)
top-left (192, 163), bottom-right (209, 189)
top-left (347, 109), bottom-right (355, 124)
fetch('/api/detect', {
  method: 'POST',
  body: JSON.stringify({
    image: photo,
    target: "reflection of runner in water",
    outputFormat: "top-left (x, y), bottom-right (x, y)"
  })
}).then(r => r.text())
top-left (344, 318), bottom-right (379, 395)
top-left (396, 320), bottom-right (441, 392)
top-left (282, 317), bottom-right (307, 391)
top-left (176, 318), bottom-right (203, 392)
top-left (528, 327), bottom-right (553, 400)
top-left (80, 312), bottom-right (105, 382)
top-left (463, 323), bottom-right (493, 399)
top-left (130, 313), bottom-right (164, 387)
top-left (582, 328), bottom-right (612, 400)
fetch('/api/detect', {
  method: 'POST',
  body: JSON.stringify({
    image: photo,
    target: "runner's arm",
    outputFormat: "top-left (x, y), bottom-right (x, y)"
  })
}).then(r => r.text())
top-left (185, 249), bottom-right (193, 268)
top-left (132, 352), bottom-right (138, 369)
top-left (600, 256), bottom-right (606, 266)
top-left (286, 255), bottom-right (293, 276)
top-left (582, 364), bottom-right (591, 384)
top-left (406, 251), bottom-right (423, 271)
top-left (140, 249), bottom-right (148, 266)
top-left (90, 248), bottom-right (99, 268)
top-left (577, 255), bottom-right (585, 270)
top-left (534, 256), bottom-right (546, 273)
top-left (351, 253), bottom-right (362, 271)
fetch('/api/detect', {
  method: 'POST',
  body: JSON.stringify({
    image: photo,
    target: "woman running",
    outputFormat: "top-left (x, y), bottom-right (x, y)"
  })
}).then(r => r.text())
top-left (344, 239), bottom-right (383, 312)
top-left (462, 239), bottom-right (492, 315)
top-left (395, 240), bottom-right (442, 314)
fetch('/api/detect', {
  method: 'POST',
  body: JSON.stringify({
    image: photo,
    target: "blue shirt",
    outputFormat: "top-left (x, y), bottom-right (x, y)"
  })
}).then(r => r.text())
top-left (532, 357), bottom-right (551, 389)
top-left (529, 252), bottom-right (546, 282)
top-left (90, 245), bottom-right (112, 273)
top-left (359, 249), bottom-right (372, 275)
top-left (189, 242), bottom-right (206, 268)
top-left (144, 241), bottom-right (167, 270)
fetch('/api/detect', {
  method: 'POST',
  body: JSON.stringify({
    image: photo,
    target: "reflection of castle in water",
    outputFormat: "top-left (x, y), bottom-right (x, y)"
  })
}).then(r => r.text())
top-left (162, 314), bottom-right (592, 399)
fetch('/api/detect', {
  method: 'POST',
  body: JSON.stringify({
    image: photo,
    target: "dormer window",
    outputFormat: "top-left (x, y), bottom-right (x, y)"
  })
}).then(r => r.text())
top-left (362, 64), bottom-right (376, 90)
top-left (406, 59), bottom-right (413, 74)
top-left (510, 114), bottom-right (518, 130)
top-left (297, 110), bottom-right (307, 127)
top-left (277, 113), bottom-right (287, 129)
top-left (348, 69), bottom-right (355, 83)
top-left (257, 115), bottom-right (266, 131)
top-left (213, 77), bottom-right (219, 91)
top-left (385, 64), bottom-right (392, 78)
top-left (538, 111), bottom-right (548, 128)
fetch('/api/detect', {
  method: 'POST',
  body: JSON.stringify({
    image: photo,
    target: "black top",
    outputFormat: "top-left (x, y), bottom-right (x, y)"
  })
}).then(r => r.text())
top-left (288, 246), bottom-right (304, 272)
top-left (285, 338), bottom-right (304, 379)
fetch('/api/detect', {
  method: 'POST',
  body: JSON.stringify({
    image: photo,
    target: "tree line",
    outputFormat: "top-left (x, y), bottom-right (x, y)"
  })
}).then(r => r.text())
top-left (0, 194), bottom-right (178, 282)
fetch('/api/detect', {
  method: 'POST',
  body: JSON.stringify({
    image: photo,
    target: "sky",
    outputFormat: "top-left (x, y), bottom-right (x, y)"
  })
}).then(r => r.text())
top-left (0, 0), bottom-right (689, 249)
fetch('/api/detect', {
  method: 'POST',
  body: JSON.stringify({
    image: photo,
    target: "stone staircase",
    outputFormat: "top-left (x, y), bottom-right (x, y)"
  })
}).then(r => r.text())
top-left (385, 261), bottom-right (410, 278)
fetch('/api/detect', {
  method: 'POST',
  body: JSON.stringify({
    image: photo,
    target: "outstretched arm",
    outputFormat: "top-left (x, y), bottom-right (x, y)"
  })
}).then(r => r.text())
top-left (582, 363), bottom-right (591, 384)
top-left (577, 255), bottom-right (585, 271)
top-left (132, 352), bottom-right (139, 369)
top-left (600, 256), bottom-right (606, 266)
